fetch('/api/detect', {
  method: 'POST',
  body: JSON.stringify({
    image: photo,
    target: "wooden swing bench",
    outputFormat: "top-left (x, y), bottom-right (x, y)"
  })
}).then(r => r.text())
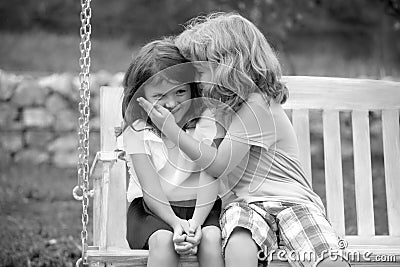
top-left (86, 76), bottom-right (400, 266)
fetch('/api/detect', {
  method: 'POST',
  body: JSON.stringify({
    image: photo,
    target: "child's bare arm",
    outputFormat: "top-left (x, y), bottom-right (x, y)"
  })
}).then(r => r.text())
top-left (129, 154), bottom-right (185, 230)
top-left (184, 171), bottom-right (219, 251)
top-left (192, 171), bottom-right (219, 226)
top-left (137, 97), bottom-right (252, 177)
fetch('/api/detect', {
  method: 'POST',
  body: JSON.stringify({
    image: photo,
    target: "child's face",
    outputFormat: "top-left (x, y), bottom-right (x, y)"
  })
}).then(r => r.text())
top-left (195, 63), bottom-right (213, 91)
top-left (143, 79), bottom-right (192, 124)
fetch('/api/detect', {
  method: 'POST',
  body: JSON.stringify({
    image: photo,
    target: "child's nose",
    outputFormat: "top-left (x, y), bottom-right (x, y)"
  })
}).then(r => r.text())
top-left (164, 96), bottom-right (177, 109)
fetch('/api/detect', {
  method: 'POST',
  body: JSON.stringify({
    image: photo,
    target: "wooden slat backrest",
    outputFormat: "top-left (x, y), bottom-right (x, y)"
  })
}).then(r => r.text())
top-left (281, 76), bottom-right (399, 110)
top-left (352, 110), bottom-right (374, 237)
top-left (281, 76), bottom-right (400, 247)
top-left (94, 76), bottom-right (400, 258)
top-left (292, 109), bottom-right (312, 184)
top-left (382, 110), bottom-right (400, 236)
top-left (322, 110), bottom-right (346, 236)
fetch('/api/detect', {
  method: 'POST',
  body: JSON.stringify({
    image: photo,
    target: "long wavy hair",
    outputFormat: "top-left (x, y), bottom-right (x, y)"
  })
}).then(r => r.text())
top-left (175, 12), bottom-right (288, 112)
top-left (121, 38), bottom-right (204, 135)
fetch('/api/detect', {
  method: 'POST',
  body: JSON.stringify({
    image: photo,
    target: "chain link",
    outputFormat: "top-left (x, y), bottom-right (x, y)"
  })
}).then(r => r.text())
top-left (77, 0), bottom-right (92, 265)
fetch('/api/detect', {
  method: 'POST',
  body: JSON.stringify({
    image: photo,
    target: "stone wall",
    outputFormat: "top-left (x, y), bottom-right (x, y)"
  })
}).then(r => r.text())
top-left (1, 69), bottom-right (386, 169)
top-left (0, 70), bottom-right (124, 168)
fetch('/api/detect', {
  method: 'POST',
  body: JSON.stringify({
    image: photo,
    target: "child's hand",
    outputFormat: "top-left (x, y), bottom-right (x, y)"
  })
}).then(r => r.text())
top-left (185, 219), bottom-right (202, 248)
top-left (174, 240), bottom-right (198, 255)
top-left (173, 236), bottom-right (196, 255)
top-left (137, 97), bottom-right (178, 134)
top-left (172, 219), bottom-right (197, 255)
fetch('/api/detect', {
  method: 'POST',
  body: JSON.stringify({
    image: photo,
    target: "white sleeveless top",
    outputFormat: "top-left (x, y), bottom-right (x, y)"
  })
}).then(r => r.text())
top-left (121, 109), bottom-right (220, 202)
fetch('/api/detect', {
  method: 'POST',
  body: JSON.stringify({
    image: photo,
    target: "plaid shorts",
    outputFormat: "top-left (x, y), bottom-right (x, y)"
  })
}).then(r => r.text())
top-left (220, 201), bottom-right (346, 267)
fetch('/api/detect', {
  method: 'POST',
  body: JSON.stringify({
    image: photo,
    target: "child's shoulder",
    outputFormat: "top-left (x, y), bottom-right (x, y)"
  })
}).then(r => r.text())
top-left (199, 108), bottom-right (214, 119)
top-left (194, 108), bottom-right (216, 129)
top-left (123, 120), bottom-right (160, 141)
top-left (192, 108), bottom-right (220, 141)
top-left (237, 92), bottom-right (269, 115)
top-left (247, 92), bottom-right (268, 105)
top-left (233, 92), bottom-right (284, 124)
top-left (131, 119), bottom-right (151, 130)
top-left (245, 92), bottom-right (281, 112)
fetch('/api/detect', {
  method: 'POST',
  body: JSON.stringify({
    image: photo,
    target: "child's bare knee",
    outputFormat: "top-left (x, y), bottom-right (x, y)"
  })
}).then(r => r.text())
top-left (201, 226), bottom-right (222, 245)
top-left (225, 227), bottom-right (254, 250)
top-left (317, 257), bottom-right (350, 267)
top-left (148, 230), bottom-right (174, 250)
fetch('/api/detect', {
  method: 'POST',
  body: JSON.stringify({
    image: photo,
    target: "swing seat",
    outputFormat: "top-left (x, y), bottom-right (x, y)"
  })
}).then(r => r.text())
top-left (87, 76), bottom-right (400, 266)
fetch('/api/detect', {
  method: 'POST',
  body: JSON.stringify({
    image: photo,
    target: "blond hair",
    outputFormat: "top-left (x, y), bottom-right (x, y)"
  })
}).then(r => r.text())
top-left (176, 12), bottom-right (288, 111)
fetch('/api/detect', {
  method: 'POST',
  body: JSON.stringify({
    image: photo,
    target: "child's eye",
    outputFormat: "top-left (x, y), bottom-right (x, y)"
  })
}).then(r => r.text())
top-left (152, 94), bottom-right (163, 99)
top-left (176, 89), bottom-right (188, 95)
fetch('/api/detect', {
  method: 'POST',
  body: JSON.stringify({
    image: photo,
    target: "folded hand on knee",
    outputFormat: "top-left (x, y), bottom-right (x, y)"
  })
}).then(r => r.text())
top-left (172, 219), bottom-right (201, 255)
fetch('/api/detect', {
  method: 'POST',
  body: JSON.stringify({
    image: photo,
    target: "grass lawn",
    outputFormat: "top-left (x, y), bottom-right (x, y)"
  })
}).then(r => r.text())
top-left (0, 164), bottom-right (89, 267)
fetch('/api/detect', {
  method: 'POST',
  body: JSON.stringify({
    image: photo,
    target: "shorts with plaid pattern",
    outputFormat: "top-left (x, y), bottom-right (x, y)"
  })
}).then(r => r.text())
top-left (220, 201), bottom-right (347, 267)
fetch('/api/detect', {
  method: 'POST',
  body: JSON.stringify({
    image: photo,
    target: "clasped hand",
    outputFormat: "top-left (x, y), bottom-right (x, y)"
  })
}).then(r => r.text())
top-left (173, 219), bottom-right (202, 255)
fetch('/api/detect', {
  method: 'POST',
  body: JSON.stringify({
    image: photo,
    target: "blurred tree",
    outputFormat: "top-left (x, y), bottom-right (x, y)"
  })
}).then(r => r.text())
top-left (0, 0), bottom-right (79, 33)
top-left (119, 0), bottom-right (217, 43)
top-left (211, 0), bottom-right (321, 73)
top-left (317, 0), bottom-right (399, 77)
top-left (381, 0), bottom-right (400, 19)
top-left (0, 0), bottom-right (398, 75)
top-left (213, 0), bottom-right (318, 42)
top-left (0, 0), bottom-right (397, 42)
top-left (34, 0), bottom-right (80, 34)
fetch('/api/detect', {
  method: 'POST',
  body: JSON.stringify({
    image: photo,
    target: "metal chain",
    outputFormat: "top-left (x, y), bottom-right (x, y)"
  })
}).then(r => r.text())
top-left (77, 0), bottom-right (92, 266)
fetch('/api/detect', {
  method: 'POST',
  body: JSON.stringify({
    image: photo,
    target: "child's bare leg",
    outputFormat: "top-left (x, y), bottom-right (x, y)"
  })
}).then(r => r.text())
top-left (224, 227), bottom-right (258, 267)
top-left (198, 226), bottom-right (224, 267)
top-left (147, 230), bottom-right (179, 267)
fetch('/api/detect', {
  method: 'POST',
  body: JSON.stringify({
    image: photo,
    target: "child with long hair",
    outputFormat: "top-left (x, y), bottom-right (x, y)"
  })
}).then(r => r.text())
top-left (120, 38), bottom-right (224, 267)
top-left (137, 13), bottom-right (349, 267)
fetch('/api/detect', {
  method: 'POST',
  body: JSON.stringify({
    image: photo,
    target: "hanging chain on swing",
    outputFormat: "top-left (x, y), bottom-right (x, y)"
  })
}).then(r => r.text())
top-left (76, 0), bottom-right (92, 266)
